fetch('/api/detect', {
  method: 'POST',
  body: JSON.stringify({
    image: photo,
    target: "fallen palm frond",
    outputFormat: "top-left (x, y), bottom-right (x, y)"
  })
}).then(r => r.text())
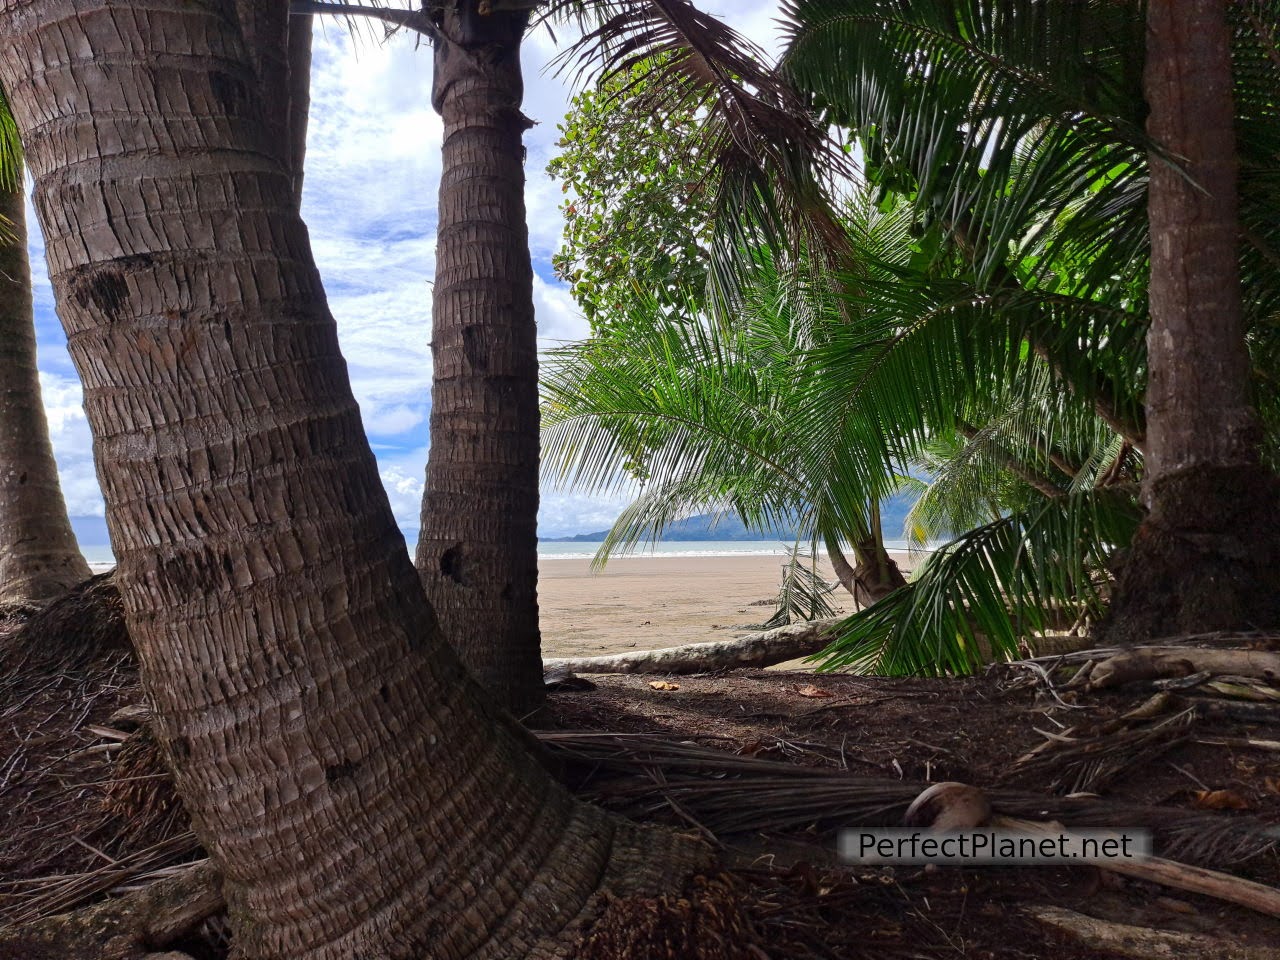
top-left (536, 731), bottom-right (1280, 866)
top-left (578, 867), bottom-right (948, 960)
top-left (0, 572), bottom-right (128, 675)
top-left (2, 830), bottom-right (202, 926)
top-left (765, 548), bottom-right (841, 628)
top-left (101, 725), bottom-right (189, 849)
top-left (1002, 706), bottom-right (1197, 794)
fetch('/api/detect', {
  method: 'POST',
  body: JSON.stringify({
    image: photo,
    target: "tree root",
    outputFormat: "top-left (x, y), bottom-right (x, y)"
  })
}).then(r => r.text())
top-left (0, 862), bottom-right (222, 960)
top-left (542, 619), bottom-right (838, 676)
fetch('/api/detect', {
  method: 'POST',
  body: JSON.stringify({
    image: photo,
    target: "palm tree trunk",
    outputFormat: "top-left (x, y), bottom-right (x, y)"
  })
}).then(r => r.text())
top-left (1102, 0), bottom-right (1280, 642)
top-left (0, 4), bottom-right (702, 957)
top-left (285, 11), bottom-right (312, 209)
top-left (239, 0), bottom-right (310, 208)
top-left (0, 177), bottom-right (91, 604)
top-left (826, 514), bottom-right (906, 608)
top-left (415, 3), bottom-right (544, 715)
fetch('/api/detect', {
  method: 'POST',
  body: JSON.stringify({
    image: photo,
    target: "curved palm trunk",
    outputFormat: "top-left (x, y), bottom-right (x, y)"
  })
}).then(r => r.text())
top-left (415, 4), bottom-right (544, 715)
top-left (825, 530), bottom-right (905, 608)
top-left (1102, 0), bottom-right (1280, 641)
top-left (0, 177), bottom-right (90, 604)
top-left (0, 4), bottom-right (701, 958)
top-left (849, 504), bottom-right (908, 607)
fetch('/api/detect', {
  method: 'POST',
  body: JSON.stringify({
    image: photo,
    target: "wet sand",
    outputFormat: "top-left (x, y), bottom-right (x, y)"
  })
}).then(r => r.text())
top-left (537, 553), bottom-right (914, 660)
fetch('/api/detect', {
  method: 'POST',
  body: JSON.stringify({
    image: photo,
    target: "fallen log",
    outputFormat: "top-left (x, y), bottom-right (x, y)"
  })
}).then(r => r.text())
top-left (542, 619), bottom-right (839, 676)
top-left (1086, 647), bottom-right (1280, 690)
top-left (0, 862), bottom-right (221, 960)
top-left (1027, 906), bottom-right (1276, 960)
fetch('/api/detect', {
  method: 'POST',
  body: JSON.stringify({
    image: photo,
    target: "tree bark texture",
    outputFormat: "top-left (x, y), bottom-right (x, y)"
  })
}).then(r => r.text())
top-left (825, 527), bottom-right (905, 608)
top-left (237, 0), bottom-right (310, 209)
top-left (285, 11), bottom-right (312, 209)
top-left (416, 3), bottom-right (545, 716)
top-left (1101, 0), bottom-right (1280, 643)
top-left (1142, 0), bottom-right (1256, 483)
top-left (0, 3), bottom-right (703, 957)
top-left (0, 177), bottom-right (91, 604)
top-left (848, 534), bottom-right (907, 607)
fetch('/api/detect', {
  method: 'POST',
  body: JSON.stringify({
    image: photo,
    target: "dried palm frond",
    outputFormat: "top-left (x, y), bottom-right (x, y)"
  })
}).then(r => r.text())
top-left (538, 731), bottom-right (1280, 866)
top-left (1002, 707), bottom-right (1197, 795)
top-left (101, 725), bottom-right (189, 849)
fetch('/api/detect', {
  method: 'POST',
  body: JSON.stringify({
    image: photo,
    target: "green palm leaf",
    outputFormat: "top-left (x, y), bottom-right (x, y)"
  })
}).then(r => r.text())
top-left (814, 486), bottom-right (1143, 676)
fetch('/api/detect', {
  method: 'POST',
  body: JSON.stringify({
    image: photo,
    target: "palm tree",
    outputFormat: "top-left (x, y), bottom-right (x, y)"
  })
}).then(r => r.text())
top-left (776, 0), bottom-right (1280, 643)
top-left (412, 1), bottom-right (548, 716)
top-left (0, 3), bottom-right (704, 957)
top-left (0, 90), bottom-right (91, 605)
top-left (542, 209), bottom-right (909, 607)
top-left (1102, 0), bottom-right (1280, 640)
top-left (292, 0), bottom-right (843, 712)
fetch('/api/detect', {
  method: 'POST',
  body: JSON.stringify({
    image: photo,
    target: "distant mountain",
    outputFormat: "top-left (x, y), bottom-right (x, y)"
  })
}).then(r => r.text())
top-left (543, 495), bottom-right (914, 543)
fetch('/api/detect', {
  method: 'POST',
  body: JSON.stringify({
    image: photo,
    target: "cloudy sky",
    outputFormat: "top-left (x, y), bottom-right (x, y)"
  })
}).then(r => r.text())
top-left (27, 2), bottom-right (782, 560)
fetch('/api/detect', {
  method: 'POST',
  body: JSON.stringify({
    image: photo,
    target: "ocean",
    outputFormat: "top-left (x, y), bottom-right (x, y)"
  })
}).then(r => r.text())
top-left (82, 540), bottom-right (925, 572)
top-left (536, 539), bottom-right (919, 560)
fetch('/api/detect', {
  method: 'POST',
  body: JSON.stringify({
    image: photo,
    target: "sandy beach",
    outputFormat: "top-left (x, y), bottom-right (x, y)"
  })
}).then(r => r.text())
top-left (537, 552), bottom-right (913, 660)
top-left (88, 552), bottom-right (916, 661)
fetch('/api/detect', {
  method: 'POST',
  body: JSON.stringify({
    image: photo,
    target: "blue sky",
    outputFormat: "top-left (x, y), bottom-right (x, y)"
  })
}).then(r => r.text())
top-left (27, 3), bottom-right (781, 558)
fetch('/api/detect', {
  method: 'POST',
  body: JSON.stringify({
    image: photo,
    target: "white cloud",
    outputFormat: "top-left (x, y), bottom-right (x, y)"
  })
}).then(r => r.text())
top-left (37, 371), bottom-right (102, 518)
top-left (31, 4), bottom-right (783, 544)
top-left (534, 273), bottom-right (589, 348)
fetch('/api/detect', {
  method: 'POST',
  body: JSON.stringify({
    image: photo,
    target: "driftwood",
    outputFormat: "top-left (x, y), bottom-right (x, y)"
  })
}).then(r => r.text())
top-left (542, 619), bottom-right (839, 675)
top-left (993, 816), bottom-right (1280, 919)
top-left (1027, 906), bottom-right (1277, 960)
top-left (906, 784), bottom-right (1280, 920)
top-left (1085, 647), bottom-right (1280, 690)
top-left (0, 862), bottom-right (221, 960)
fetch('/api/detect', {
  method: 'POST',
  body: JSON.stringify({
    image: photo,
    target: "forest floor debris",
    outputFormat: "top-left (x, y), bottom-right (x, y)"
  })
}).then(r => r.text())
top-left (3, 621), bottom-right (1279, 958)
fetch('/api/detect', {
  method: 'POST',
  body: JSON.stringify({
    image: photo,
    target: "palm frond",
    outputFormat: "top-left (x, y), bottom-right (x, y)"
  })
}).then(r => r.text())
top-left (765, 546), bottom-right (841, 627)
top-left (543, 0), bottom-right (862, 311)
top-left (0, 86), bottom-right (20, 192)
top-left (0, 86), bottom-right (24, 246)
top-left (779, 0), bottom-right (1151, 286)
top-left (813, 487), bottom-right (1142, 676)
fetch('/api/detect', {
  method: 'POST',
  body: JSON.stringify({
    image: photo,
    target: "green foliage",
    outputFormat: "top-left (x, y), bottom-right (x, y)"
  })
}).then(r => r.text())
top-left (542, 0), bottom-right (1280, 676)
top-left (779, 0), bottom-right (1280, 447)
top-left (0, 87), bottom-right (20, 192)
top-left (0, 86), bottom-right (23, 246)
top-left (765, 547), bottom-right (840, 628)
top-left (547, 56), bottom-right (713, 326)
top-left (540, 222), bottom-right (908, 574)
top-left (814, 487), bottom-right (1143, 676)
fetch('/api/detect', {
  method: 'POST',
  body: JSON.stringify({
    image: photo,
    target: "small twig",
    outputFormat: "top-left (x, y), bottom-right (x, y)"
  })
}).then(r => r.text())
top-left (70, 835), bottom-right (118, 866)
top-left (1168, 762), bottom-right (1209, 792)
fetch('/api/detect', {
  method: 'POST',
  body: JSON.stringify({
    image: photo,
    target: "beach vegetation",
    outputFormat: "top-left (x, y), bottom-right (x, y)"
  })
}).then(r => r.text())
top-left (1, 2), bottom-right (1279, 957)
top-left (543, 0), bottom-right (1280, 673)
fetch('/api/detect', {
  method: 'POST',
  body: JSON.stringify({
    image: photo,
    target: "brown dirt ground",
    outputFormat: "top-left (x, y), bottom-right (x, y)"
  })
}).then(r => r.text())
top-left (2, 620), bottom-right (1279, 959)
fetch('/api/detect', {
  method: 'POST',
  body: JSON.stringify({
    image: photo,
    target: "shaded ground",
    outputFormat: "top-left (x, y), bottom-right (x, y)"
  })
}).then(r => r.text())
top-left (2, 614), bottom-right (1278, 957)
top-left (546, 670), bottom-right (1280, 957)
top-left (548, 670), bottom-right (1280, 821)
